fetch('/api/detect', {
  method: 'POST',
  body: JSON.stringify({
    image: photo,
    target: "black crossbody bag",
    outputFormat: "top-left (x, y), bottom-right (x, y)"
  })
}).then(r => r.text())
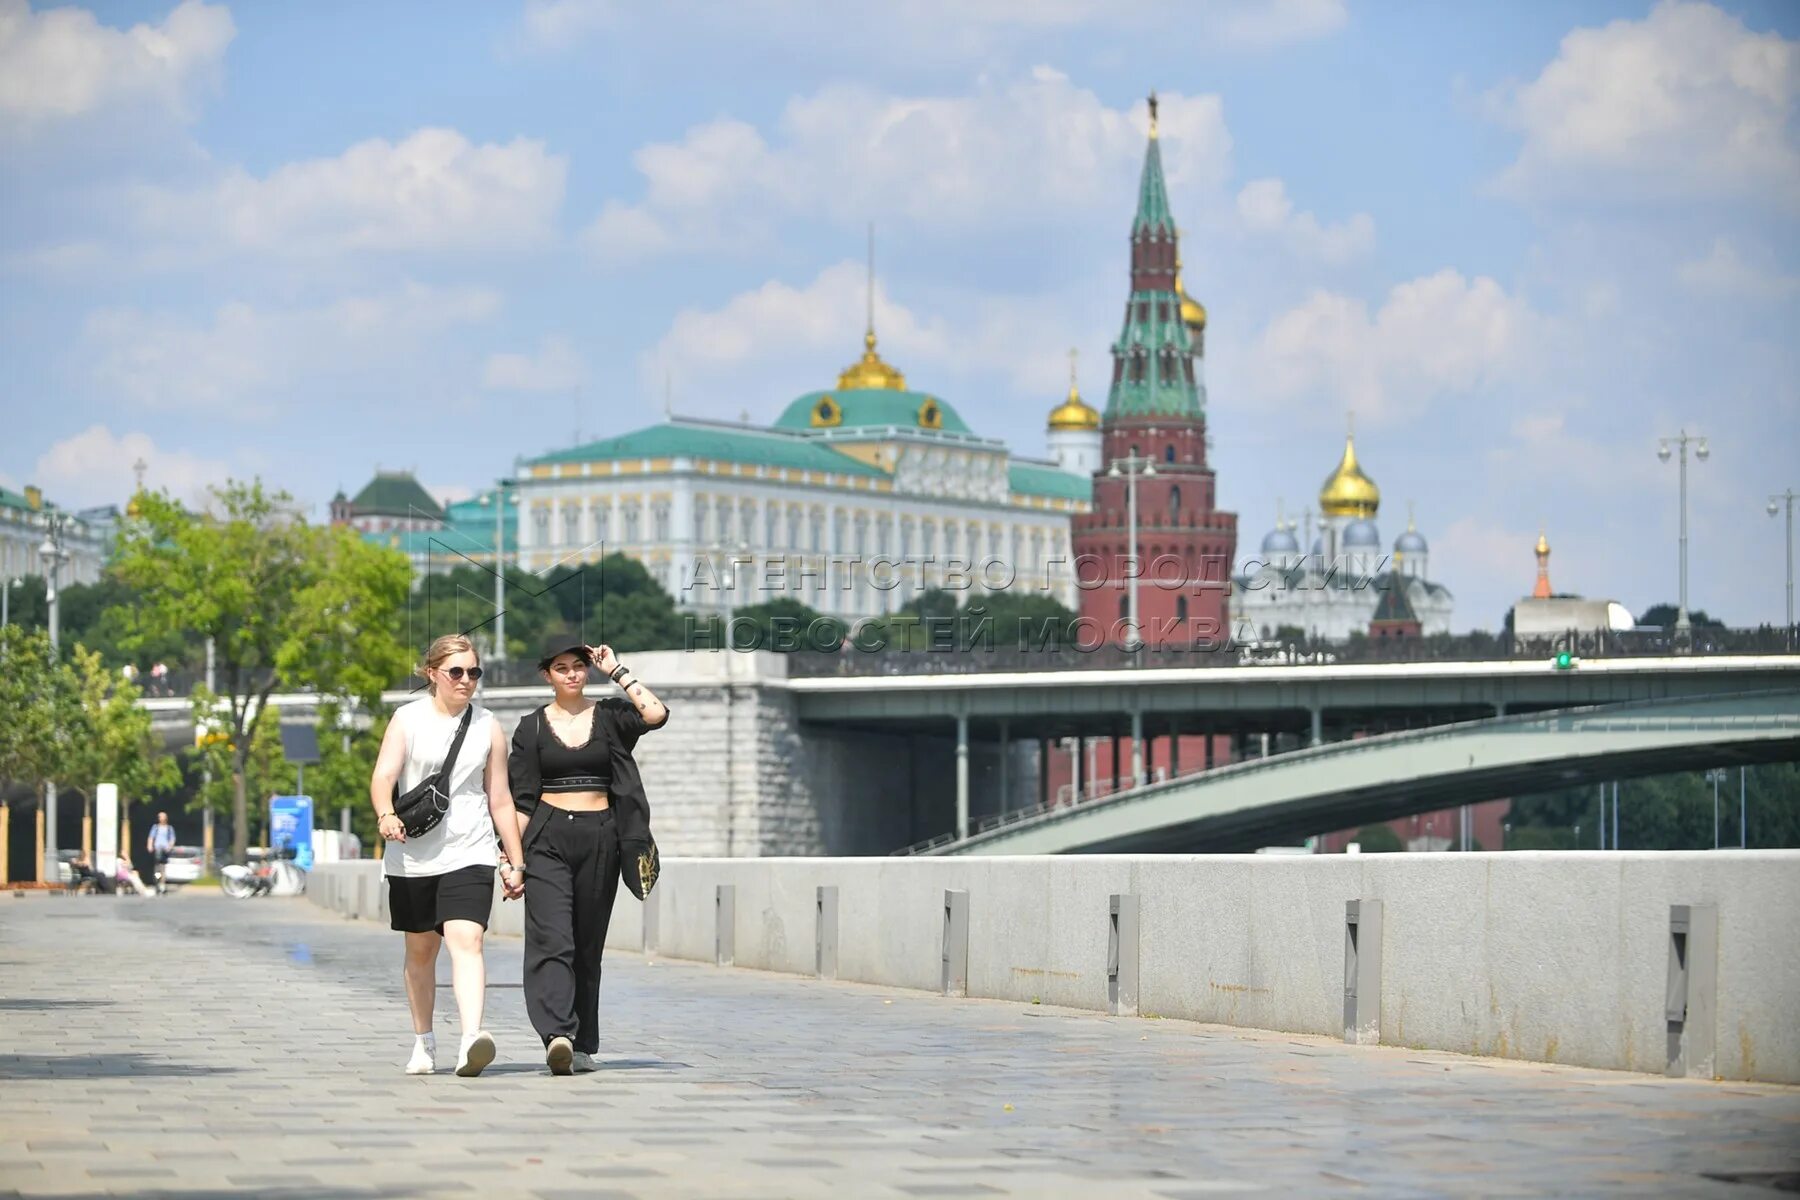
top-left (392, 707), bottom-right (473, 838)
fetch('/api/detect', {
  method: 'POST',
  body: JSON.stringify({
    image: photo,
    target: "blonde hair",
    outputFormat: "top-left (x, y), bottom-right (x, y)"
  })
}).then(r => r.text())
top-left (418, 634), bottom-right (478, 695)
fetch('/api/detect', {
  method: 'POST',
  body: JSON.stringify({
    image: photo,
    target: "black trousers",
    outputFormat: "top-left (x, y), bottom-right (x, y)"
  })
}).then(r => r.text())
top-left (523, 806), bottom-right (621, 1053)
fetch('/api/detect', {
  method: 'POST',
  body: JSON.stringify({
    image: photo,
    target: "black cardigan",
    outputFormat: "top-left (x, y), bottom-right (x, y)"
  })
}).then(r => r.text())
top-left (509, 698), bottom-right (666, 849)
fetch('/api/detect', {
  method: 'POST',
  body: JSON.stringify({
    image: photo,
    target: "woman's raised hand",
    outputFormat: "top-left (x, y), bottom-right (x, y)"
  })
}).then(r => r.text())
top-left (591, 644), bottom-right (619, 675)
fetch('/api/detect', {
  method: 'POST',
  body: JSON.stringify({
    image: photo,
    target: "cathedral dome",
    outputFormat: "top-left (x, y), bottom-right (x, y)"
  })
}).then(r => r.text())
top-left (1343, 518), bottom-right (1380, 547)
top-left (1048, 377), bottom-right (1100, 431)
top-left (1319, 433), bottom-right (1379, 519)
top-left (1261, 525), bottom-right (1299, 555)
top-left (1395, 525), bottom-right (1427, 555)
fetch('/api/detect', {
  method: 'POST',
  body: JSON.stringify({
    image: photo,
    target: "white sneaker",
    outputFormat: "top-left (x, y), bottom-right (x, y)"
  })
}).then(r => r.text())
top-left (572, 1051), bottom-right (597, 1074)
top-left (405, 1043), bottom-right (435, 1075)
top-left (455, 1031), bottom-right (496, 1077)
top-left (546, 1036), bottom-right (574, 1075)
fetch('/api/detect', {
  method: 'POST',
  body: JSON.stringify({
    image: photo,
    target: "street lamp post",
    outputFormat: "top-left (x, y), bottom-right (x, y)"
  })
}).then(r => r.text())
top-left (1106, 453), bottom-right (1156, 651)
top-left (1704, 767), bottom-right (1726, 849)
top-left (38, 514), bottom-right (69, 885)
top-left (715, 540), bottom-right (751, 648)
top-left (1656, 431), bottom-right (1709, 634)
top-left (2, 576), bottom-right (16, 630)
top-left (479, 481), bottom-right (519, 665)
top-left (1769, 488), bottom-right (1796, 645)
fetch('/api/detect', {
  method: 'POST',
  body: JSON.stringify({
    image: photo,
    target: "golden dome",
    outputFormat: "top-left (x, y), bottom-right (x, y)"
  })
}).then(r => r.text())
top-left (1175, 268), bottom-right (1206, 331)
top-left (1048, 349), bottom-right (1100, 430)
top-left (1535, 530), bottom-right (1550, 556)
top-left (836, 330), bottom-right (907, 392)
top-left (1318, 432), bottom-right (1380, 519)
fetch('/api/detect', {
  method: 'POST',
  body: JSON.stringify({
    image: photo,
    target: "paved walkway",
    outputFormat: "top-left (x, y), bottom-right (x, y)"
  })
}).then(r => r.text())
top-left (2, 894), bottom-right (1797, 1199)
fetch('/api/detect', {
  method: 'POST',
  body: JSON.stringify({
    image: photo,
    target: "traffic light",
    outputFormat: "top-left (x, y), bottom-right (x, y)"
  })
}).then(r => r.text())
top-left (1552, 651), bottom-right (1577, 670)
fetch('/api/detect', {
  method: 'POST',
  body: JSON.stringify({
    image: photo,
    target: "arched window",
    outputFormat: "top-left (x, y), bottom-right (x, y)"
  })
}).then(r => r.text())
top-left (1119, 594), bottom-right (1128, 621)
top-left (1176, 595), bottom-right (1188, 622)
top-left (1167, 486), bottom-right (1181, 523)
top-left (1164, 444), bottom-right (1176, 462)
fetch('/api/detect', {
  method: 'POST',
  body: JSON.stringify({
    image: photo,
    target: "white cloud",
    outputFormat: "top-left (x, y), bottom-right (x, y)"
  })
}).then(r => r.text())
top-left (1676, 237), bottom-right (1800, 299)
top-left (1248, 270), bottom-right (1538, 422)
top-left (518, 0), bottom-right (618, 48)
top-left (85, 282), bottom-right (502, 418)
top-left (1487, 0), bottom-right (1800, 207)
top-left (584, 72), bottom-right (1232, 263)
top-left (1235, 177), bottom-right (1373, 263)
top-left (0, 0), bottom-right (233, 133)
top-left (30, 424), bottom-right (233, 510)
top-left (644, 259), bottom-right (1103, 405)
top-left (482, 335), bottom-right (587, 392)
top-left (133, 128), bottom-right (567, 259)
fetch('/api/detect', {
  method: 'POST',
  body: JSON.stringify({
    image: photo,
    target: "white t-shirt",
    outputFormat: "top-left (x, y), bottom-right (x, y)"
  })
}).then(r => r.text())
top-left (382, 698), bottom-right (501, 879)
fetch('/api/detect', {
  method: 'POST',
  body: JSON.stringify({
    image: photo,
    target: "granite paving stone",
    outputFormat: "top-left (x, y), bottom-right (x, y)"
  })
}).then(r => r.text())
top-left (1, 893), bottom-right (1796, 1199)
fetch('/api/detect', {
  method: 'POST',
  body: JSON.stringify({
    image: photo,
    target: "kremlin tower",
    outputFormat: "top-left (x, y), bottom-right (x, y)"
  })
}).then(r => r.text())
top-left (1067, 95), bottom-right (1238, 647)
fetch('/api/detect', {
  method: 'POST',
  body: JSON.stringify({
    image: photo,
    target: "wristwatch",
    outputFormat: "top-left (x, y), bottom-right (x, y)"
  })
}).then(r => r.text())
top-left (609, 663), bottom-right (630, 683)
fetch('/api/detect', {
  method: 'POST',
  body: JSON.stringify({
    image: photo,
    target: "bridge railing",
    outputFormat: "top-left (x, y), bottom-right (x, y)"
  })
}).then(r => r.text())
top-left (119, 624), bottom-right (1799, 697)
top-left (796, 625), bottom-right (1798, 678)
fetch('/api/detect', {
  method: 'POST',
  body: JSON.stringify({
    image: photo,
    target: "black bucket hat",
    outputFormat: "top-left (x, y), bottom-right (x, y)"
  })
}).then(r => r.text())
top-left (536, 633), bottom-right (594, 672)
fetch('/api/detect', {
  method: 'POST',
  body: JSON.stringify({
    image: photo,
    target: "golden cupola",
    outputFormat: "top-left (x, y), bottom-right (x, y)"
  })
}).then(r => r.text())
top-left (1319, 430), bottom-right (1380, 519)
top-left (1048, 350), bottom-right (1100, 430)
top-left (1174, 255), bottom-right (1206, 335)
top-left (836, 328), bottom-right (907, 392)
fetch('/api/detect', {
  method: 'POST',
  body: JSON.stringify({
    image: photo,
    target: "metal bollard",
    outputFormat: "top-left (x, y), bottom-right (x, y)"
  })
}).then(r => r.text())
top-left (1108, 893), bottom-right (1140, 1017)
top-left (1666, 904), bottom-right (1718, 1078)
top-left (941, 889), bottom-right (969, 997)
top-left (714, 884), bottom-right (736, 967)
top-left (1343, 899), bottom-right (1383, 1045)
top-left (642, 884), bottom-right (661, 954)
top-left (815, 885), bottom-right (839, 980)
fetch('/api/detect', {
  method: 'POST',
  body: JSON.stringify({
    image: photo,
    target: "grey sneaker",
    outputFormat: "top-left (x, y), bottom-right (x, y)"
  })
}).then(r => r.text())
top-left (546, 1036), bottom-right (574, 1075)
top-left (572, 1051), bottom-right (597, 1073)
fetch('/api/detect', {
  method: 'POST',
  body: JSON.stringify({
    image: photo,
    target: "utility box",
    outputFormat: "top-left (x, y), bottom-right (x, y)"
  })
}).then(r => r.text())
top-left (1108, 893), bottom-right (1140, 1017)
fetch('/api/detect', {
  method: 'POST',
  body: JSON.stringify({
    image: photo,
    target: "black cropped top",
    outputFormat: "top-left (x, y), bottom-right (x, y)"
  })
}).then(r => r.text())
top-left (537, 705), bottom-right (612, 793)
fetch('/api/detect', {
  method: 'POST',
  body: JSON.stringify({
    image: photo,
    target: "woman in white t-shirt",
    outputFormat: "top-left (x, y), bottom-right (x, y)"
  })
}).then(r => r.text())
top-left (369, 634), bottom-right (528, 1077)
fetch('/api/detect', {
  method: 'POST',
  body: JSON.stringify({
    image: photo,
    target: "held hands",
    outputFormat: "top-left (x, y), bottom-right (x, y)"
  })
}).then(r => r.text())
top-left (500, 863), bottom-right (525, 901)
top-left (589, 643), bottom-right (620, 676)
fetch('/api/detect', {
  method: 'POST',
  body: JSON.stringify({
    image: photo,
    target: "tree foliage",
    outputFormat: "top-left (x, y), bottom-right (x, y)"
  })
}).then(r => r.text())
top-left (111, 481), bottom-right (411, 863)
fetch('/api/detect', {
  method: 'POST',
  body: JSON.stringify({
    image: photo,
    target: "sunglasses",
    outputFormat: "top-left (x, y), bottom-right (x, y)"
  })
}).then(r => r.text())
top-left (439, 666), bottom-right (483, 681)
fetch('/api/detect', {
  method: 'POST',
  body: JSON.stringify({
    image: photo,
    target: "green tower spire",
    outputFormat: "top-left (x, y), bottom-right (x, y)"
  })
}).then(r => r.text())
top-left (1106, 92), bottom-right (1204, 420)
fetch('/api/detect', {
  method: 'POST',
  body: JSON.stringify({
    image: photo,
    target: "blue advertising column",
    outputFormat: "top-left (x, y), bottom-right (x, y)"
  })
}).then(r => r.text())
top-left (269, 795), bottom-right (315, 870)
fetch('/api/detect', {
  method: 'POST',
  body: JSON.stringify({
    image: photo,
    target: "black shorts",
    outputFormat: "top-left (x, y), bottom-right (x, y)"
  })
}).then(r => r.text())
top-left (387, 864), bottom-right (495, 934)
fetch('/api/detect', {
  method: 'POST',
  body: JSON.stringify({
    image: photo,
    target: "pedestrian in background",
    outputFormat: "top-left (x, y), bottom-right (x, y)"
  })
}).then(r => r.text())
top-left (146, 812), bottom-right (176, 895)
top-left (368, 634), bottom-right (528, 1078)
top-left (509, 634), bottom-right (668, 1075)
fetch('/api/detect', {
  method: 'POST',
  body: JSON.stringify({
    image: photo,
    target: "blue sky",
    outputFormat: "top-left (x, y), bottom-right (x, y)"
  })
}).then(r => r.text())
top-left (2, 0), bottom-right (1796, 631)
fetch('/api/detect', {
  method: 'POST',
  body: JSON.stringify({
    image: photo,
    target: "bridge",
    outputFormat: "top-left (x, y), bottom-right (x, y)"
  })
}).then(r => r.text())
top-left (909, 688), bottom-right (1800, 855)
top-left (134, 653), bottom-right (1800, 855)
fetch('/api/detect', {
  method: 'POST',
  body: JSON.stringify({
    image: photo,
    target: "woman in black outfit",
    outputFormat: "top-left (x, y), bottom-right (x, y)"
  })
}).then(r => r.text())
top-left (510, 634), bottom-right (668, 1074)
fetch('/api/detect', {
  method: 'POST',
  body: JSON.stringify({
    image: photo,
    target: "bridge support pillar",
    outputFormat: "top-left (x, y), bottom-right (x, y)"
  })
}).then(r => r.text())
top-left (955, 715), bottom-right (969, 842)
top-left (997, 719), bottom-right (1009, 814)
top-left (1130, 709), bottom-right (1144, 787)
top-left (1310, 705), bottom-right (1324, 748)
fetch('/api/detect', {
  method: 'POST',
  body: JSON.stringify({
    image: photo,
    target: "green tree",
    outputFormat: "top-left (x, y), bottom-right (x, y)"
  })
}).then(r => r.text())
top-left (1350, 824), bottom-right (1405, 853)
top-left (189, 696), bottom-right (291, 846)
top-left (55, 645), bottom-right (180, 815)
top-left (0, 628), bottom-right (60, 872)
top-left (112, 481), bottom-right (411, 864)
top-left (1637, 603), bottom-right (1725, 629)
top-left (305, 701), bottom-right (391, 846)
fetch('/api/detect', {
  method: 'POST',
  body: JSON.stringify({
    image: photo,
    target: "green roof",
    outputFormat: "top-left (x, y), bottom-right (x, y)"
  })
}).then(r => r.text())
top-left (1134, 129), bottom-right (1174, 236)
top-left (444, 490), bottom-right (519, 539)
top-left (0, 486), bottom-right (32, 511)
top-left (350, 471), bottom-right (444, 521)
top-left (1009, 462), bottom-right (1092, 502)
top-left (526, 421), bottom-right (889, 477)
top-left (774, 389), bottom-right (973, 435)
